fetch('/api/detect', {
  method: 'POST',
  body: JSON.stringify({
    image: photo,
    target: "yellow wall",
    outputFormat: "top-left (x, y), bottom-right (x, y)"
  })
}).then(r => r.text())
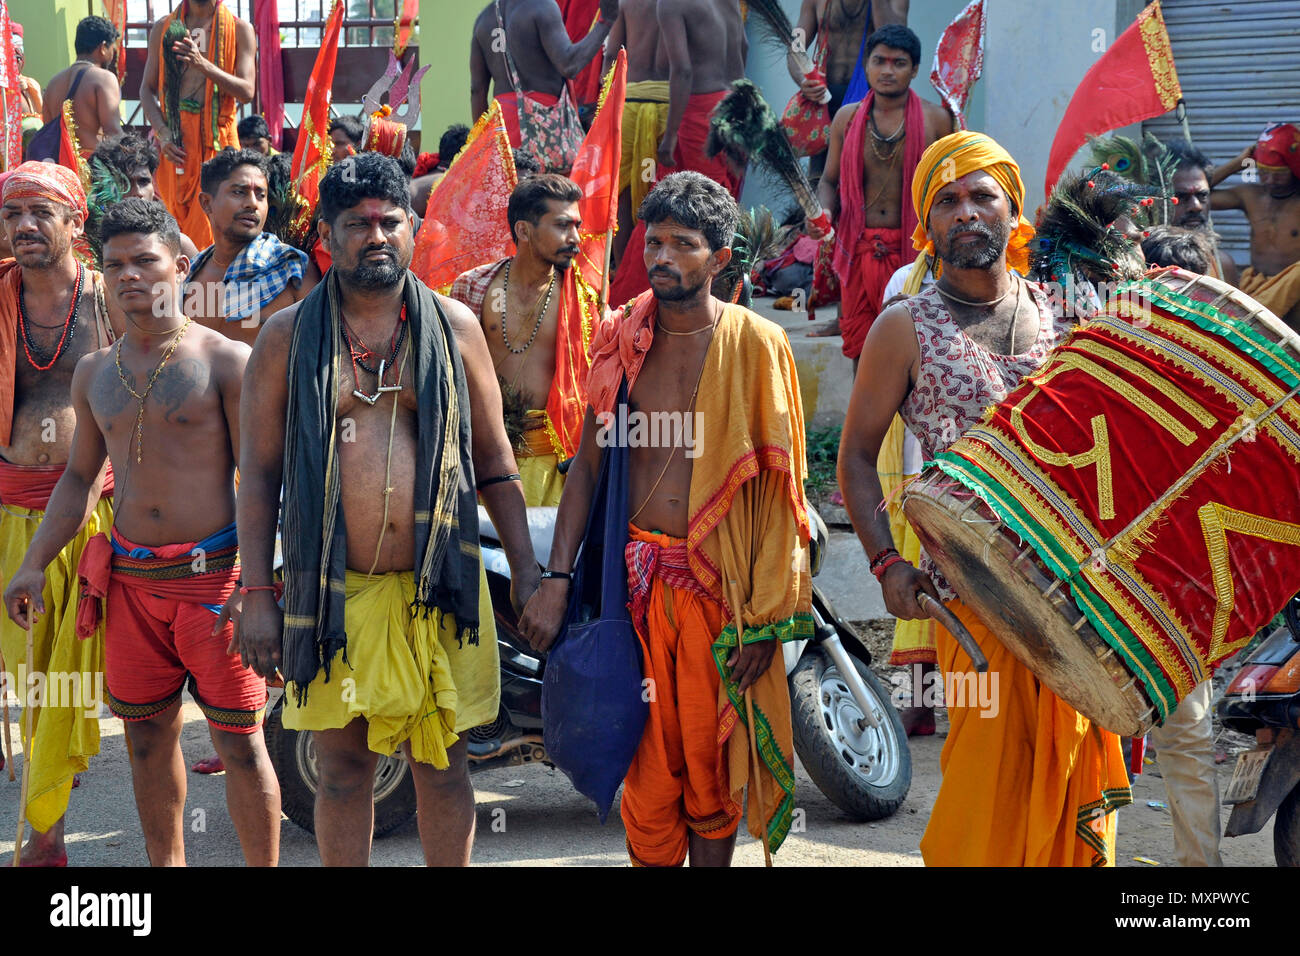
top-left (418, 0), bottom-right (483, 147)
top-left (9, 0), bottom-right (89, 90)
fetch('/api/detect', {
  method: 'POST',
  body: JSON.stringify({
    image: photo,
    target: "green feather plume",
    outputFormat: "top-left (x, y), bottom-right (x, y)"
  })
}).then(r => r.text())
top-left (162, 18), bottom-right (190, 146)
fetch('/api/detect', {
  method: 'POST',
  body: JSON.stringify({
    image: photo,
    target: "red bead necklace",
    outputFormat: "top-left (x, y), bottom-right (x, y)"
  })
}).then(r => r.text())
top-left (18, 264), bottom-right (84, 372)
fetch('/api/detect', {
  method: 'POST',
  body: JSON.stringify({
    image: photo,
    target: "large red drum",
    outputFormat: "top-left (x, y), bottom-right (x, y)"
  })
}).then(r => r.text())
top-left (904, 268), bottom-right (1300, 735)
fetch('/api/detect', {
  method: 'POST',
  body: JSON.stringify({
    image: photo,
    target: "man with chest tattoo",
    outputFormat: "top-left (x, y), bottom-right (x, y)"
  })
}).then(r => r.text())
top-left (452, 174), bottom-right (594, 507)
top-left (140, 0), bottom-right (256, 249)
top-left (521, 173), bottom-right (813, 866)
top-left (0, 163), bottom-right (117, 866)
top-left (5, 198), bottom-right (279, 866)
top-left (234, 154), bottom-right (539, 866)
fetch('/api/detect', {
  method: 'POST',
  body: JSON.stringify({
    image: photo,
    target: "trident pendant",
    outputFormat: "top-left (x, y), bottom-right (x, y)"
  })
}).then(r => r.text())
top-left (353, 359), bottom-right (403, 406)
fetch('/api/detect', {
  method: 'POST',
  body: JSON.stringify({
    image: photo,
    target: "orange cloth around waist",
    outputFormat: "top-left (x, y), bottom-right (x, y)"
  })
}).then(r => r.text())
top-left (517, 416), bottom-right (557, 458)
top-left (919, 599), bottom-right (1132, 866)
top-left (0, 459), bottom-right (115, 511)
top-left (154, 109), bottom-right (238, 248)
top-left (622, 523), bottom-right (737, 866)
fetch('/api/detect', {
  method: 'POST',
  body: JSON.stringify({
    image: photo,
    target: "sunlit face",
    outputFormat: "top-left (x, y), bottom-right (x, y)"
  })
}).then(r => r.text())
top-left (1172, 167), bottom-right (1211, 228)
top-left (516, 199), bottom-right (581, 271)
top-left (101, 231), bottom-right (188, 319)
top-left (865, 45), bottom-right (917, 97)
top-left (926, 171), bottom-right (1015, 271)
top-left (1, 196), bottom-right (82, 269)
top-left (202, 164), bottom-right (268, 243)
top-left (320, 197), bottom-right (414, 291)
top-left (643, 217), bottom-right (729, 303)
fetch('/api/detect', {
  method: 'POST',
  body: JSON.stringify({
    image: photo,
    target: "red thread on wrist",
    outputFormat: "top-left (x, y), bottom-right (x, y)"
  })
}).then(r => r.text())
top-left (240, 583), bottom-right (284, 599)
top-left (871, 554), bottom-right (909, 581)
top-left (869, 547), bottom-right (899, 569)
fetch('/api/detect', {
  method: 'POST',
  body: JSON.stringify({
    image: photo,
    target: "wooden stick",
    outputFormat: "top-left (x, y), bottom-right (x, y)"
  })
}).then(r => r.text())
top-left (599, 224), bottom-right (614, 314)
top-left (13, 605), bottom-right (34, 866)
top-left (0, 644), bottom-right (13, 782)
top-left (727, 580), bottom-right (772, 867)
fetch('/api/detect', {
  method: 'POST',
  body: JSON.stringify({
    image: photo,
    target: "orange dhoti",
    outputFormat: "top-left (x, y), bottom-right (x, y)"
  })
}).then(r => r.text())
top-left (155, 106), bottom-right (238, 248)
top-left (919, 600), bottom-right (1132, 866)
top-left (621, 525), bottom-right (740, 866)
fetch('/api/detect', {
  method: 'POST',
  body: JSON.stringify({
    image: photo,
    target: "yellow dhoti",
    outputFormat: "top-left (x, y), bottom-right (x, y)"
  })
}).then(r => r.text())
top-left (620, 81), bottom-right (671, 215)
top-left (517, 409), bottom-right (565, 507)
top-left (282, 564), bottom-right (500, 768)
top-left (877, 414), bottom-right (937, 665)
top-left (919, 600), bottom-right (1131, 866)
top-left (1238, 262), bottom-right (1300, 326)
top-left (0, 498), bottom-right (112, 832)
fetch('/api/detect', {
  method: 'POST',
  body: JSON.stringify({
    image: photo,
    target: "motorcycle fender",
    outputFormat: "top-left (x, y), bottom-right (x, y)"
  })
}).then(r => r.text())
top-left (1225, 730), bottom-right (1300, 838)
top-left (811, 583), bottom-right (873, 667)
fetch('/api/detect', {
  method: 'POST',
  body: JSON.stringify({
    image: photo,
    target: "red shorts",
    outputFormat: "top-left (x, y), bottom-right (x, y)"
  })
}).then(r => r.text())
top-left (103, 537), bottom-right (265, 734)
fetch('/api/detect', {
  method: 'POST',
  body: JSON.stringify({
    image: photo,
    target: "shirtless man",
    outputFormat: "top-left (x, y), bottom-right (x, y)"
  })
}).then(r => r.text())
top-left (89, 134), bottom-right (201, 259)
top-left (1166, 139), bottom-right (1239, 285)
top-left (5, 198), bottom-right (280, 866)
top-left (520, 172), bottom-right (812, 866)
top-left (234, 153), bottom-right (539, 866)
top-left (1210, 124), bottom-right (1300, 328)
top-left (0, 162), bottom-right (117, 866)
top-left (605, 0), bottom-right (669, 267)
top-left (470, 0), bottom-right (618, 150)
top-left (140, 0), bottom-right (256, 248)
top-left (452, 174), bottom-right (591, 507)
top-left (813, 24), bottom-right (951, 363)
top-left (789, 0), bottom-right (909, 124)
top-left (41, 16), bottom-right (123, 152)
top-left (606, 0), bottom-right (748, 305)
top-left (184, 148), bottom-right (318, 345)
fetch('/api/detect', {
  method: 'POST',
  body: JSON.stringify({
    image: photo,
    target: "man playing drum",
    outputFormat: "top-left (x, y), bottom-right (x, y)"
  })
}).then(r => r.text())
top-left (838, 131), bottom-right (1132, 865)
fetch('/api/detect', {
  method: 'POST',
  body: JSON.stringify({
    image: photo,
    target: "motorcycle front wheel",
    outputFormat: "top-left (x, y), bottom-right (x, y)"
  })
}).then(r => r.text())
top-left (789, 648), bottom-right (911, 821)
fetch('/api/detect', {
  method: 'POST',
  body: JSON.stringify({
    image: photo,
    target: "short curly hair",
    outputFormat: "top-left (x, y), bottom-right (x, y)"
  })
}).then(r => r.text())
top-left (637, 171), bottom-right (739, 252)
top-left (92, 133), bottom-right (158, 176)
top-left (200, 147), bottom-right (270, 196)
top-left (319, 151), bottom-right (411, 225)
top-left (99, 197), bottom-right (182, 256)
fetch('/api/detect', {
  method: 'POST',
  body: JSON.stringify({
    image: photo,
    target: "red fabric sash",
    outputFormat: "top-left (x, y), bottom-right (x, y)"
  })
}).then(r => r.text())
top-left (832, 89), bottom-right (924, 284)
top-left (75, 531), bottom-right (238, 639)
top-left (0, 262), bottom-right (20, 447)
top-left (588, 290), bottom-right (657, 416)
top-left (0, 459), bottom-right (115, 511)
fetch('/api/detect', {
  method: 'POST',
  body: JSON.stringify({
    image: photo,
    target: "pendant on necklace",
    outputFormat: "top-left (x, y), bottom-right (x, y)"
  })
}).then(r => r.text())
top-left (353, 359), bottom-right (403, 405)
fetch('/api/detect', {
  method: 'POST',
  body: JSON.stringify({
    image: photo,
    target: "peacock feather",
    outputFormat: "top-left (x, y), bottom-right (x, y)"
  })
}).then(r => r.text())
top-left (162, 18), bottom-right (190, 147)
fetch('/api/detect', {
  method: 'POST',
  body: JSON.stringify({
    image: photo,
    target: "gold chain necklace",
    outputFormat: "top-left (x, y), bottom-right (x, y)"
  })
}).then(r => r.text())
top-left (115, 319), bottom-right (193, 463)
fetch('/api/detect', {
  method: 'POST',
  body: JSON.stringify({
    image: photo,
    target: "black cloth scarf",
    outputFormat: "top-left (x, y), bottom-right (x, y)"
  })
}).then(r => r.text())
top-left (281, 270), bottom-right (480, 704)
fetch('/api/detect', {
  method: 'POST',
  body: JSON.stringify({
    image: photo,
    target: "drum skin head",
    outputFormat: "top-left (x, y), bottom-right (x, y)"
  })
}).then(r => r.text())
top-left (905, 488), bottom-right (1155, 736)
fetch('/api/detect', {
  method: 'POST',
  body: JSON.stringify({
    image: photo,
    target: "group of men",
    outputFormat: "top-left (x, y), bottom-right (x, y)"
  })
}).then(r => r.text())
top-left (2, 0), bottom-right (1297, 871)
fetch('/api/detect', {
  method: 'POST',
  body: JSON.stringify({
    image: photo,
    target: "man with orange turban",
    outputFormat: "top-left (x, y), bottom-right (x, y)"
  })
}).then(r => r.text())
top-left (838, 131), bottom-right (1132, 866)
top-left (140, 0), bottom-right (256, 249)
top-left (1210, 123), bottom-right (1300, 329)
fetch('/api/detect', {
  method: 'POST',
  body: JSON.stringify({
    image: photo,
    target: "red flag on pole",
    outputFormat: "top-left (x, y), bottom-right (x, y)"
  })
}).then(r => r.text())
top-left (569, 48), bottom-right (626, 296)
top-left (1045, 0), bottom-right (1181, 197)
top-left (102, 0), bottom-right (127, 84)
top-left (393, 0), bottom-right (418, 57)
top-left (931, 0), bottom-right (985, 131)
top-left (289, 0), bottom-right (345, 244)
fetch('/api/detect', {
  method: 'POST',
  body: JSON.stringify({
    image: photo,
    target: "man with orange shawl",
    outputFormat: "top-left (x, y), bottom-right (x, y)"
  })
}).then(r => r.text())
top-left (838, 132), bottom-right (1132, 865)
top-left (1210, 123), bottom-right (1300, 329)
top-left (521, 172), bottom-right (812, 866)
top-left (452, 174), bottom-right (595, 507)
top-left (140, 0), bottom-right (255, 249)
top-left (0, 162), bottom-right (116, 866)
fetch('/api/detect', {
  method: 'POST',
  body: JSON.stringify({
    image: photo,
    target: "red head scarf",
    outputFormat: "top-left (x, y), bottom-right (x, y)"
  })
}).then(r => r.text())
top-left (2, 160), bottom-right (88, 220)
top-left (1255, 123), bottom-right (1300, 178)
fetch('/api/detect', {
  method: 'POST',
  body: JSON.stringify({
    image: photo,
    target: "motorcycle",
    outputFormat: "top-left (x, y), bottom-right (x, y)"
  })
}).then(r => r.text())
top-left (1216, 592), bottom-right (1300, 866)
top-left (264, 504), bottom-right (911, 835)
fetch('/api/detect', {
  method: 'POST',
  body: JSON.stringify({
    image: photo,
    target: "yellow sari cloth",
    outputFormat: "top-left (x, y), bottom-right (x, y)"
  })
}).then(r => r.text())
top-left (517, 409), bottom-right (565, 507)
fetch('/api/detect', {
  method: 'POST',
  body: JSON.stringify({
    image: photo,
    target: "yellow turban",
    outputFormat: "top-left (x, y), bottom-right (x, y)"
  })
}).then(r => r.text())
top-left (910, 131), bottom-right (1035, 276)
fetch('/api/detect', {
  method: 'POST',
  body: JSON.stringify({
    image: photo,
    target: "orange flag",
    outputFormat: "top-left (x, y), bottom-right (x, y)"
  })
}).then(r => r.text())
top-left (102, 0), bottom-right (127, 84)
top-left (410, 100), bottom-right (517, 293)
top-left (570, 49), bottom-right (626, 301)
top-left (393, 0), bottom-right (418, 57)
top-left (1045, 0), bottom-right (1181, 197)
top-left (289, 0), bottom-right (344, 242)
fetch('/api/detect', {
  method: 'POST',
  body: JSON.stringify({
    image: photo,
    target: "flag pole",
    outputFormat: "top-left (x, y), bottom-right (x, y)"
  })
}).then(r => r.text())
top-left (1175, 97), bottom-right (1220, 253)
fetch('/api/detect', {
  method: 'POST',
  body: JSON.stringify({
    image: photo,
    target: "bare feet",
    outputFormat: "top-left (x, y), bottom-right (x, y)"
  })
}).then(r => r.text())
top-left (19, 823), bottom-right (68, 866)
top-left (806, 317), bottom-right (841, 337)
top-left (899, 706), bottom-right (936, 737)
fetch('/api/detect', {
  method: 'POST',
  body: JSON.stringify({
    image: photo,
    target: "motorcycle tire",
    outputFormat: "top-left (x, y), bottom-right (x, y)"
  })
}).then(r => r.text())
top-left (263, 698), bottom-right (417, 838)
top-left (789, 648), bottom-right (911, 821)
top-left (1276, 784), bottom-right (1300, 867)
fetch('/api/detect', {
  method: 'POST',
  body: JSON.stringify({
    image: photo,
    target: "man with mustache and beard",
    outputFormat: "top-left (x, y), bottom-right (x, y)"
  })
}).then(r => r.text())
top-left (1165, 140), bottom-right (1238, 286)
top-left (452, 174), bottom-right (594, 506)
top-left (520, 172), bottom-right (812, 866)
top-left (0, 162), bottom-right (118, 866)
top-left (184, 148), bottom-right (319, 346)
top-left (234, 153), bottom-right (539, 866)
top-left (838, 132), bottom-right (1132, 865)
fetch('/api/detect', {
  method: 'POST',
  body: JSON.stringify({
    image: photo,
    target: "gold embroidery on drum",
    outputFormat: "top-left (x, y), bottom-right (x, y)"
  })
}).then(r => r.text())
top-left (1069, 339), bottom-right (1218, 429)
top-left (1198, 502), bottom-right (1300, 660)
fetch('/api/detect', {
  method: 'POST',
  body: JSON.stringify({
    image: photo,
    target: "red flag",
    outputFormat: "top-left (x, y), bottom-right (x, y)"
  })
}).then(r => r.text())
top-left (254, 0), bottom-right (284, 148)
top-left (0, 1), bottom-right (23, 170)
top-left (931, 0), bottom-right (985, 131)
top-left (102, 0), bottom-right (127, 84)
top-left (393, 0), bottom-right (418, 57)
top-left (569, 49), bottom-right (625, 296)
top-left (410, 100), bottom-right (517, 292)
top-left (290, 0), bottom-right (344, 242)
top-left (1045, 0), bottom-right (1181, 197)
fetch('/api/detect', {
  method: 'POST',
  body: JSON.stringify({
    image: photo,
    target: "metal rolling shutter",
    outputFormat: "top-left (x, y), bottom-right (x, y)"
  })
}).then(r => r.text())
top-left (1142, 0), bottom-right (1300, 262)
